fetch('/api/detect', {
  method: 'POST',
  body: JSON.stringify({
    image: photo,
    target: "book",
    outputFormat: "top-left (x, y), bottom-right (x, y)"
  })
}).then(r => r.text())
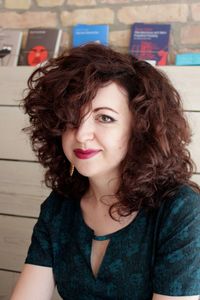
top-left (175, 53), bottom-right (200, 66)
top-left (0, 29), bottom-right (22, 66)
top-left (72, 24), bottom-right (109, 47)
top-left (129, 23), bottom-right (171, 66)
top-left (18, 28), bottom-right (62, 66)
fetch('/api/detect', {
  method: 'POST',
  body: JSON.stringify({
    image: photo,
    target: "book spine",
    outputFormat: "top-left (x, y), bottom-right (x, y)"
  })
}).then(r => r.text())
top-left (13, 31), bottom-right (23, 66)
top-left (53, 29), bottom-right (62, 58)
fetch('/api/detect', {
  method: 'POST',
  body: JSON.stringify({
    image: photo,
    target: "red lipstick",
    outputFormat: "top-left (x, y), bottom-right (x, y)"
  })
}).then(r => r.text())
top-left (73, 149), bottom-right (101, 159)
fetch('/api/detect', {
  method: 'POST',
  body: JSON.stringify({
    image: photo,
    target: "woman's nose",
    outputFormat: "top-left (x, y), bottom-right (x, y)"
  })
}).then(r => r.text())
top-left (75, 114), bottom-right (94, 143)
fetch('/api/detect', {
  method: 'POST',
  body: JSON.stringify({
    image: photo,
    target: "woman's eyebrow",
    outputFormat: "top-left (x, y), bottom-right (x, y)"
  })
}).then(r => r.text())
top-left (93, 107), bottom-right (119, 114)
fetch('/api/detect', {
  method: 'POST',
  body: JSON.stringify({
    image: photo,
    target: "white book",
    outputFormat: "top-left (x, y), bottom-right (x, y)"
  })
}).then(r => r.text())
top-left (0, 29), bottom-right (23, 66)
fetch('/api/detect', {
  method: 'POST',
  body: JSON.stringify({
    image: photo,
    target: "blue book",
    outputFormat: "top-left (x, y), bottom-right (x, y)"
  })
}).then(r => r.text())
top-left (72, 24), bottom-right (109, 47)
top-left (175, 53), bottom-right (200, 66)
top-left (129, 23), bottom-right (171, 65)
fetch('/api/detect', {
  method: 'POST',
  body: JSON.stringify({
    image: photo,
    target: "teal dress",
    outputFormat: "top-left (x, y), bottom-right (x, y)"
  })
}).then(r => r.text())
top-left (25, 185), bottom-right (200, 299)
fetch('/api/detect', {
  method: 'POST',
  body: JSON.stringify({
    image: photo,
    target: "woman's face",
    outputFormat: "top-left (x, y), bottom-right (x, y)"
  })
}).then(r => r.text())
top-left (62, 82), bottom-right (133, 180)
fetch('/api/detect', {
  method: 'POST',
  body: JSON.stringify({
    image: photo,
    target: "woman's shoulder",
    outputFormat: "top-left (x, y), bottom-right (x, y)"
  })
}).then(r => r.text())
top-left (176, 184), bottom-right (200, 199)
top-left (156, 184), bottom-right (200, 236)
top-left (39, 190), bottom-right (78, 224)
top-left (152, 185), bottom-right (200, 295)
top-left (163, 184), bottom-right (200, 214)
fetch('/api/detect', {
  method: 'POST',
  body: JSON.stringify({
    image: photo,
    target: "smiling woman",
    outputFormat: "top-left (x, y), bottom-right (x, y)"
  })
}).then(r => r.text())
top-left (61, 82), bottom-right (132, 179)
top-left (10, 44), bottom-right (200, 300)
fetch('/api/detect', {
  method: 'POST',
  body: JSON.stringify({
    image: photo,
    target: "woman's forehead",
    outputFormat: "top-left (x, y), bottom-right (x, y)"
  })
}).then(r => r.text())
top-left (91, 82), bottom-right (129, 110)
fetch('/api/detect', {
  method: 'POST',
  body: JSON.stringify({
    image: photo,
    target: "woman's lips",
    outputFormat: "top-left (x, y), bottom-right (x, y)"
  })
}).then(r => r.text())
top-left (73, 149), bottom-right (101, 159)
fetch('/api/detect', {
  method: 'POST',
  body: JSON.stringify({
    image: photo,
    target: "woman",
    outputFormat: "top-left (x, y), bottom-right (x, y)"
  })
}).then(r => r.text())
top-left (11, 44), bottom-right (200, 300)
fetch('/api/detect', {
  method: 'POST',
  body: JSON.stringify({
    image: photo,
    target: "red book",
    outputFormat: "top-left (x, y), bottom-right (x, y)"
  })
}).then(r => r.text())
top-left (129, 23), bottom-right (171, 66)
top-left (18, 28), bottom-right (62, 66)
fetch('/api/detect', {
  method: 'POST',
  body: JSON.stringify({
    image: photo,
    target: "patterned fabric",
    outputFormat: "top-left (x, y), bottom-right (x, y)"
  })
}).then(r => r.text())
top-left (25, 185), bottom-right (200, 299)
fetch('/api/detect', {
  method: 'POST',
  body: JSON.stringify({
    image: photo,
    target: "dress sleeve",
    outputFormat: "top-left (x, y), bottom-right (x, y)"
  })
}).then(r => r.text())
top-left (25, 191), bottom-right (56, 267)
top-left (152, 186), bottom-right (200, 296)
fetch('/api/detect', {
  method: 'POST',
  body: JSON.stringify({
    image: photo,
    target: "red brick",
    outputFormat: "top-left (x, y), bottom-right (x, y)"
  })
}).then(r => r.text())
top-left (0, 12), bottom-right (57, 29)
top-left (181, 25), bottom-right (200, 44)
top-left (191, 3), bottom-right (200, 21)
top-left (118, 4), bottom-right (188, 24)
top-left (61, 8), bottom-right (114, 26)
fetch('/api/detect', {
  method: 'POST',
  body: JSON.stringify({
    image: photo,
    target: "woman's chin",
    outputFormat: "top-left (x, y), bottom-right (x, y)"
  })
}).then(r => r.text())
top-left (75, 167), bottom-right (98, 178)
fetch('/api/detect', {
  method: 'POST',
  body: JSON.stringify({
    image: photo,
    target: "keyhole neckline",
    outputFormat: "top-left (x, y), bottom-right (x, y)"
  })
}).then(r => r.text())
top-left (93, 233), bottom-right (113, 241)
top-left (77, 198), bottom-right (143, 241)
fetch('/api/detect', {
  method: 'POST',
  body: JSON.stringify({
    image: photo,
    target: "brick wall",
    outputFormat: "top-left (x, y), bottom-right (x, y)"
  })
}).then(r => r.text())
top-left (0, 0), bottom-right (200, 64)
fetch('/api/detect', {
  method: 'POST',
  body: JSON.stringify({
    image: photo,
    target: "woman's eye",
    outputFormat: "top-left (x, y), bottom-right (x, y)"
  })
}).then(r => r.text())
top-left (97, 114), bottom-right (116, 123)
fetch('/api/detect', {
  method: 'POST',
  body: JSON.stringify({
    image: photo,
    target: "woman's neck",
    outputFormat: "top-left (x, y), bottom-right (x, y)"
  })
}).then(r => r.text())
top-left (85, 175), bottom-right (120, 209)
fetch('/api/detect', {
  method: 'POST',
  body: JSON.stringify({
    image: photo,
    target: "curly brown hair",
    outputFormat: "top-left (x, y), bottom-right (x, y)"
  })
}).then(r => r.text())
top-left (21, 43), bottom-right (199, 219)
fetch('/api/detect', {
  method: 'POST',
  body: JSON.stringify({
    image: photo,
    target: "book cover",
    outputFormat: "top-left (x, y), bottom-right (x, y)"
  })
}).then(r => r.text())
top-left (129, 23), bottom-right (171, 66)
top-left (18, 28), bottom-right (62, 66)
top-left (73, 24), bottom-right (109, 47)
top-left (0, 29), bottom-right (23, 66)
